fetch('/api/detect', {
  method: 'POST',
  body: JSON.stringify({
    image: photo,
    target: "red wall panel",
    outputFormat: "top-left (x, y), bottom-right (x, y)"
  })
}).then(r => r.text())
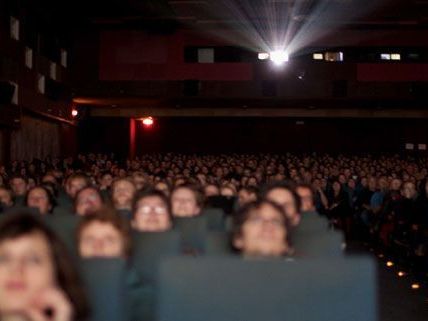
top-left (99, 30), bottom-right (253, 81)
top-left (357, 64), bottom-right (428, 81)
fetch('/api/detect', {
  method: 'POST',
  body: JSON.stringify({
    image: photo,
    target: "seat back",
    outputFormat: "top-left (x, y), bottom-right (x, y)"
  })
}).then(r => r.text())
top-left (174, 216), bottom-right (207, 254)
top-left (157, 256), bottom-right (378, 321)
top-left (80, 258), bottom-right (129, 321)
top-left (131, 230), bottom-right (181, 283)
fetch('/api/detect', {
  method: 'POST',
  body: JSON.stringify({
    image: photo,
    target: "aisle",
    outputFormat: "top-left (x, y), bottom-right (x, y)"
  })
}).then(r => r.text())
top-left (346, 243), bottom-right (427, 321)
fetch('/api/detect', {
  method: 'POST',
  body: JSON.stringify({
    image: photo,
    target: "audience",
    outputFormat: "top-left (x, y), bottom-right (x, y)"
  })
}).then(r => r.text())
top-left (0, 152), bottom-right (426, 320)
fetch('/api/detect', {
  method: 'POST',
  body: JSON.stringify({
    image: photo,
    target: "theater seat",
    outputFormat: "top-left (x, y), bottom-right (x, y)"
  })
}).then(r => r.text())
top-left (44, 215), bottom-right (80, 255)
top-left (174, 216), bottom-right (207, 254)
top-left (204, 231), bottom-right (232, 255)
top-left (157, 256), bottom-right (377, 321)
top-left (202, 208), bottom-right (226, 231)
top-left (80, 258), bottom-right (129, 321)
top-left (131, 230), bottom-right (181, 283)
top-left (292, 230), bottom-right (345, 257)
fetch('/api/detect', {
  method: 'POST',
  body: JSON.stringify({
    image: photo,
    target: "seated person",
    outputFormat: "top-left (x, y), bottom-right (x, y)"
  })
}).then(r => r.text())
top-left (237, 186), bottom-right (258, 207)
top-left (233, 200), bottom-right (291, 258)
top-left (0, 187), bottom-right (14, 212)
top-left (260, 181), bottom-right (301, 227)
top-left (74, 187), bottom-right (104, 216)
top-left (132, 190), bottom-right (172, 232)
top-left (170, 184), bottom-right (203, 218)
top-left (0, 212), bottom-right (89, 321)
top-left (77, 207), bottom-right (131, 258)
top-left (59, 173), bottom-right (91, 210)
top-left (9, 176), bottom-right (28, 206)
top-left (111, 178), bottom-right (137, 219)
top-left (25, 186), bottom-right (55, 216)
top-left (77, 207), bottom-right (150, 321)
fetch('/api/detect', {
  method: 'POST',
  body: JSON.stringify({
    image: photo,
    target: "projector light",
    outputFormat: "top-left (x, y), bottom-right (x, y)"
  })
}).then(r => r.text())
top-left (258, 52), bottom-right (269, 60)
top-left (270, 50), bottom-right (289, 65)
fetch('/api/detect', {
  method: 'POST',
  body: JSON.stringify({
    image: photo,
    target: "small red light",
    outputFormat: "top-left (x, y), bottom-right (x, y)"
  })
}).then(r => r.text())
top-left (141, 117), bottom-right (154, 126)
top-left (71, 109), bottom-right (78, 117)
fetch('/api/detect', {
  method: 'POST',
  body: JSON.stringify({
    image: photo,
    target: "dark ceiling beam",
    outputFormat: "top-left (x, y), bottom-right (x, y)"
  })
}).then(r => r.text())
top-left (89, 107), bottom-right (428, 118)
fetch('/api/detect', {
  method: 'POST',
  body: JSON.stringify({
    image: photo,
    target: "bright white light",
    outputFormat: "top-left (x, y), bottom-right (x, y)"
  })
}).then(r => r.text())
top-left (313, 53), bottom-right (323, 60)
top-left (141, 117), bottom-right (154, 126)
top-left (71, 109), bottom-right (78, 117)
top-left (391, 53), bottom-right (401, 60)
top-left (380, 53), bottom-right (391, 60)
top-left (258, 52), bottom-right (270, 60)
top-left (270, 50), bottom-right (289, 65)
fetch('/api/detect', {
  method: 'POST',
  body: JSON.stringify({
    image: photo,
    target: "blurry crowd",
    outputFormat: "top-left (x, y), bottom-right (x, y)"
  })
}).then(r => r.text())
top-left (0, 152), bottom-right (426, 320)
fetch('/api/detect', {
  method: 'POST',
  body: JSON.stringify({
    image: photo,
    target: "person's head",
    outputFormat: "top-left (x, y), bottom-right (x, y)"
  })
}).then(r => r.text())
top-left (74, 186), bottom-right (104, 216)
top-left (132, 172), bottom-right (147, 191)
top-left (332, 180), bottom-right (342, 194)
top-left (154, 181), bottom-right (170, 196)
top-left (204, 184), bottom-right (220, 197)
top-left (111, 178), bottom-right (137, 210)
top-left (98, 172), bottom-right (113, 190)
top-left (25, 186), bottom-right (55, 215)
top-left (237, 186), bottom-right (258, 207)
top-left (233, 200), bottom-right (290, 258)
top-left (132, 190), bottom-right (172, 232)
top-left (9, 176), bottom-right (28, 197)
top-left (65, 173), bottom-right (90, 199)
top-left (261, 182), bottom-right (301, 226)
top-left (402, 181), bottom-right (417, 199)
top-left (220, 184), bottom-right (236, 197)
top-left (0, 212), bottom-right (88, 318)
top-left (77, 207), bottom-right (131, 258)
top-left (0, 187), bottom-right (13, 208)
top-left (296, 184), bottom-right (315, 212)
top-left (170, 184), bottom-right (203, 217)
top-left (390, 178), bottom-right (402, 191)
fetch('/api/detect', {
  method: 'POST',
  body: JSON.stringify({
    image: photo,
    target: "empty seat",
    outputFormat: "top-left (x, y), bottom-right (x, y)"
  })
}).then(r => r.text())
top-left (157, 256), bottom-right (377, 321)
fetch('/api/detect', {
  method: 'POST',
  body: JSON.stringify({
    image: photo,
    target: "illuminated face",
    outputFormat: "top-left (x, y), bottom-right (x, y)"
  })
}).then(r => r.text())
top-left (204, 185), bottom-right (219, 197)
top-left (79, 221), bottom-right (124, 258)
top-left (0, 233), bottom-right (56, 313)
top-left (75, 188), bottom-right (103, 216)
top-left (27, 188), bottom-right (52, 215)
top-left (234, 203), bottom-right (288, 257)
top-left (171, 188), bottom-right (200, 217)
top-left (266, 188), bottom-right (298, 224)
top-left (112, 180), bottom-right (136, 210)
top-left (66, 178), bottom-right (88, 199)
top-left (132, 196), bottom-right (172, 232)
top-left (296, 187), bottom-right (313, 212)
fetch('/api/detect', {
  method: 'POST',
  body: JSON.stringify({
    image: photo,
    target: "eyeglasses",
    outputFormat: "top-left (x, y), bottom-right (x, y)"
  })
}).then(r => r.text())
top-left (137, 205), bottom-right (167, 215)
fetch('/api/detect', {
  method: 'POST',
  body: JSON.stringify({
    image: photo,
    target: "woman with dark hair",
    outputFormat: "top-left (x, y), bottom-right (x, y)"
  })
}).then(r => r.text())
top-left (0, 212), bottom-right (89, 320)
top-left (25, 186), bottom-right (56, 216)
top-left (232, 200), bottom-right (291, 258)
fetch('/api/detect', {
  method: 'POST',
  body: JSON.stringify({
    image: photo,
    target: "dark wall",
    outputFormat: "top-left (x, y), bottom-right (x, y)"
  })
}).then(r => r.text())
top-left (78, 117), bottom-right (428, 156)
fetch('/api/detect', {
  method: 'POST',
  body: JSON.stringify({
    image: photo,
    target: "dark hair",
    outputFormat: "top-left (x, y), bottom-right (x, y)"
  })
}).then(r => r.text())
top-left (24, 185), bottom-right (56, 214)
top-left (132, 188), bottom-right (172, 221)
top-left (0, 212), bottom-right (89, 320)
top-left (66, 173), bottom-right (91, 188)
top-left (74, 186), bottom-right (105, 214)
top-left (77, 206), bottom-right (132, 258)
top-left (232, 199), bottom-right (291, 251)
top-left (259, 181), bottom-right (301, 214)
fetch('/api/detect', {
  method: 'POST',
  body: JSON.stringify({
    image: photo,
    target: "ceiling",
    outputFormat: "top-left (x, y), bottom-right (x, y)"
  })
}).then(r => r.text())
top-left (33, 0), bottom-right (428, 32)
